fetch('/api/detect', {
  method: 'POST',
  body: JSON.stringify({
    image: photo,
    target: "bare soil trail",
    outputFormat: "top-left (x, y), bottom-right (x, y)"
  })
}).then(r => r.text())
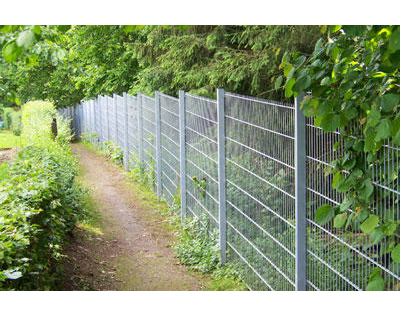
top-left (61, 143), bottom-right (209, 290)
top-left (0, 148), bottom-right (19, 164)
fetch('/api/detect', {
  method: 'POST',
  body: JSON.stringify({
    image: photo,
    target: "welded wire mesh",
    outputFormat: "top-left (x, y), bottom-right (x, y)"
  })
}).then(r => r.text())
top-left (67, 89), bottom-right (400, 292)
top-left (160, 93), bottom-right (180, 207)
top-left (224, 92), bottom-right (296, 291)
top-left (127, 94), bottom-right (139, 170)
top-left (100, 96), bottom-right (108, 144)
top-left (114, 95), bottom-right (124, 149)
top-left (141, 94), bottom-right (157, 189)
top-left (184, 94), bottom-right (219, 230)
top-left (106, 96), bottom-right (116, 144)
top-left (305, 117), bottom-right (400, 291)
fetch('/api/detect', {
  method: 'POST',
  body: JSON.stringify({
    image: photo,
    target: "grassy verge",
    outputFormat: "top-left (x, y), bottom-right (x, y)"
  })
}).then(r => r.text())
top-left (0, 130), bottom-right (22, 149)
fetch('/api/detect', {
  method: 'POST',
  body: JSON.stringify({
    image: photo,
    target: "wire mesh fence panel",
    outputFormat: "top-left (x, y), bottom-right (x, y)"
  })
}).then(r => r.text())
top-left (114, 95), bottom-right (124, 149)
top-left (76, 103), bottom-right (82, 137)
top-left (184, 94), bottom-right (219, 230)
top-left (160, 93), bottom-right (181, 208)
top-left (106, 96), bottom-right (116, 144)
top-left (83, 102), bottom-right (89, 135)
top-left (127, 94), bottom-right (139, 171)
top-left (94, 99), bottom-right (101, 145)
top-left (100, 96), bottom-right (107, 144)
top-left (305, 118), bottom-right (400, 291)
top-left (82, 102), bottom-right (86, 135)
top-left (67, 88), bottom-right (400, 292)
top-left (224, 92), bottom-right (296, 291)
top-left (141, 94), bottom-right (157, 190)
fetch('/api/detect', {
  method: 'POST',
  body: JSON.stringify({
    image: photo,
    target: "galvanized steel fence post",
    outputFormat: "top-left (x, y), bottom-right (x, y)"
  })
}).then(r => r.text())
top-left (179, 90), bottom-right (187, 221)
top-left (155, 91), bottom-right (162, 201)
top-left (123, 92), bottom-right (129, 171)
top-left (295, 93), bottom-right (307, 291)
top-left (217, 88), bottom-right (227, 265)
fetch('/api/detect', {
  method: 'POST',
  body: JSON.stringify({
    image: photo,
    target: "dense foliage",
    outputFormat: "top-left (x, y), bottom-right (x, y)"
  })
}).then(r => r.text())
top-left (0, 100), bottom-right (84, 290)
top-left (280, 25), bottom-right (400, 290)
top-left (0, 25), bottom-right (321, 107)
top-left (0, 106), bottom-right (21, 135)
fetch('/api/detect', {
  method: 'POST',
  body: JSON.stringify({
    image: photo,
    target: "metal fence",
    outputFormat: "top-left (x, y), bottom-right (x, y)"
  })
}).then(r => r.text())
top-left (59, 89), bottom-right (400, 291)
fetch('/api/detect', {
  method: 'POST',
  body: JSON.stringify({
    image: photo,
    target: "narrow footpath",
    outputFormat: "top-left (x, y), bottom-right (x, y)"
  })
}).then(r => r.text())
top-left (61, 143), bottom-right (208, 290)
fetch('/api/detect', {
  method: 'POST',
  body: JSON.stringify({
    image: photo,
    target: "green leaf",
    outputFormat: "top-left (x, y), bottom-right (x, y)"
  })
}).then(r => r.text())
top-left (55, 49), bottom-right (66, 60)
top-left (292, 75), bottom-right (311, 93)
top-left (0, 25), bottom-right (20, 33)
top-left (340, 196), bottom-right (354, 212)
top-left (16, 30), bottom-right (36, 49)
top-left (321, 77), bottom-right (331, 86)
top-left (359, 179), bottom-right (374, 201)
top-left (344, 107), bottom-right (358, 120)
top-left (370, 228), bottom-right (385, 244)
top-left (57, 25), bottom-right (71, 33)
top-left (345, 212), bottom-right (355, 230)
top-left (302, 97), bottom-right (319, 116)
top-left (329, 25), bottom-right (342, 33)
top-left (32, 25), bottom-right (41, 35)
top-left (374, 119), bottom-right (392, 142)
top-left (381, 222), bottom-right (397, 236)
top-left (274, 75), bottom-right (283, 90)
top-left (2, 39), bottom-right (22, 63)
top-left (331, 46), bottom-right (340, 61)
top-left (391, 244), bottom-right (400, 263)
top-left (367, 107), bottom-right (381, 127)
top-left (319, 113), bottom-right (340, 132)
top-left (364, 128), bottom-right (376, 152)
top-left (393, 129), bottom-right (400, 145)
top-left (342, 158), bottom-right (356, 170)
top-left (354, 210), bottom-right (370, 224)
top-left (381, 93), bottom-right (400, 112)
top-left (334, 213), bottom-right (348, 228)
top-left (293, 55), bottom-right (306, 68)
top-left (285, 78), bottom-right (295, 98)
top-left (124, 25), bottom-right (137, 33)
top-left (360, 214), bottom-right (380, 234)
top-left (366, 268), bottom-right (385, 291)
top-left (315, 204), bottom-right (335, 226)
top-left (342, 25), bottom-right (366, 37)
top-left (389, 29), bottom-right (400, 51)
top-left (332, 171), bottom-right (343, 189)
top-left (284, 64), bottom-right (293, 77)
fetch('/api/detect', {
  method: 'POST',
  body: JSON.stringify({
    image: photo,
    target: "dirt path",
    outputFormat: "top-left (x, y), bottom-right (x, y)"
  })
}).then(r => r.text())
top-left (61, 143), bottom-right (208, 290)
top-left (0, 148), bottom-right (19, 164)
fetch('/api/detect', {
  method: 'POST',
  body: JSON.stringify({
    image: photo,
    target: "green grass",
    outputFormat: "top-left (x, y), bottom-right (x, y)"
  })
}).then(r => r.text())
top-left (0, 130), bottom-right (22, 149)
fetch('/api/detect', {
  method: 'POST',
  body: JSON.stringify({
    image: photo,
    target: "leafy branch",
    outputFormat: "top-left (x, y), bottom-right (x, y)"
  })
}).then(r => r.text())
top-left (279, 25), bottom-right (400, 290)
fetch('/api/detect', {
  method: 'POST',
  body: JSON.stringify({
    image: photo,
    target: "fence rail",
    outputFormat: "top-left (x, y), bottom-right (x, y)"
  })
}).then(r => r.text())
top-left (59, 89), bottom-right (400, 291)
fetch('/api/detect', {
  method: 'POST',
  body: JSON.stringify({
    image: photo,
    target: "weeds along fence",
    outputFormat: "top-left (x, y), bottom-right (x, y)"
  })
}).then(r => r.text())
top-left (59, 89), bottom-right (400, 291)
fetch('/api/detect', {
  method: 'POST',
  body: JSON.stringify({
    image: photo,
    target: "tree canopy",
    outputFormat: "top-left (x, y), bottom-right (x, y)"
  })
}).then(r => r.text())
top-left (0, 25), bottom-right (321, 108)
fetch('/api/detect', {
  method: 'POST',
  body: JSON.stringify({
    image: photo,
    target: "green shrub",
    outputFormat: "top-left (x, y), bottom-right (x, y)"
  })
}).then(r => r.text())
top-left (0, 100), bottom-right (83, 290)
top-left (103, 141), bottom-right (123, 165)
top-left (0, 107), bottom-right (21, 135)
top-left (7, 111), bottom-right (22, 136)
